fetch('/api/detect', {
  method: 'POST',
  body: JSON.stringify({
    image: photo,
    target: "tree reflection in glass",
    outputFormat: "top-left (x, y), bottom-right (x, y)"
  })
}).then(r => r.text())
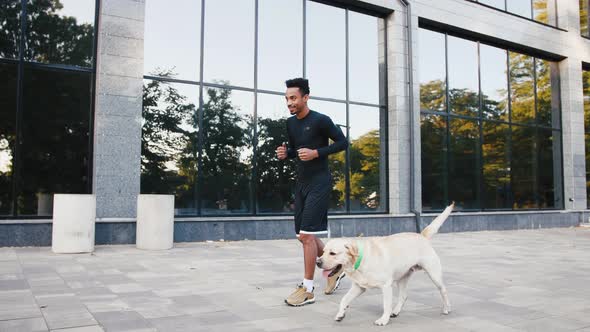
top-left (449, 118), bottom-right (480, 210)
top-left (0, 64), bottom-right (17, 215)
top-left (141, 75), bottom-right (199, 215)
top-left (509, 52), bottom-right (535, 124)
top-left (421, 114), bottom-right (447, 210)
top-left (349, 105), bottom-right (385, 212)
top-left (536, 59), bottom-right (553, 127)
top-left (201, 87), bottom-right (253, 215)
top-left (24, 0), bottom-right (95, 67)
top-left (482, 122), bottom-right (510, 209)
top-left (511, 125), bottom-right (537, 209)
top-left (582, 0), bottom-right (589, 37)
top-left (0, 0), bottom-right (21, 59)
top-left (18, 66), bottom-right (91, 215)
top-left (255, 93), bottom-right (296, 214)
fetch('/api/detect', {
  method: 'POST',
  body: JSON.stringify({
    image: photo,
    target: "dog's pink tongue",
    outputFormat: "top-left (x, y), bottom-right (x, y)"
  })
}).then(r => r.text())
top-left (322, 269), bottom-right (332, 279)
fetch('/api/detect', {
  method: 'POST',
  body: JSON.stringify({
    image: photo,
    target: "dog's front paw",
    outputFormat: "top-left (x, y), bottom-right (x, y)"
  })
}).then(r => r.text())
top-left (374, 317), bottom-right (389, 326)
top-left (334, 313), bottom-right (345, 322)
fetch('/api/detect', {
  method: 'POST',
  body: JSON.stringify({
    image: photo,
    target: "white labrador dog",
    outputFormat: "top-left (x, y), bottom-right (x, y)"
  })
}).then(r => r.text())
top-left (316, 203), bottom-right (454, 326)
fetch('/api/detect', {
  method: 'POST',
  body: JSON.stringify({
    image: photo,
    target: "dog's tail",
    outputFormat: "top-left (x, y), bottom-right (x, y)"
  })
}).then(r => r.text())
top-left (421, 202), bottom-right (454, 240)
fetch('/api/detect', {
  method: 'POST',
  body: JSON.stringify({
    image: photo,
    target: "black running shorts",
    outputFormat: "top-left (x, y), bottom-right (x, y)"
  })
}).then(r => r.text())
top-left (294, 175), bottom-right (332, 236)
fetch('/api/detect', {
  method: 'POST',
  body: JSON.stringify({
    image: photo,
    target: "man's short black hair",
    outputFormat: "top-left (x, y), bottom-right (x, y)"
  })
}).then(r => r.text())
top-left (285, 78), bottom-right (310, 96)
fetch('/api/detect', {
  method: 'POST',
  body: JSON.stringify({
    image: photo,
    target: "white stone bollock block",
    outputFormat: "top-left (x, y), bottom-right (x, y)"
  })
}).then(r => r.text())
top-left (136, 194), bottom-right (174, 250)
top-left (52, 194), bottom-right (96, 254)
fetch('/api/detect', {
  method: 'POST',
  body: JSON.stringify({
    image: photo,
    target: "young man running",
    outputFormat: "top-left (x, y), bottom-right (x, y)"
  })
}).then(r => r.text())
top-left (276, 78), bottom-right (348, 306)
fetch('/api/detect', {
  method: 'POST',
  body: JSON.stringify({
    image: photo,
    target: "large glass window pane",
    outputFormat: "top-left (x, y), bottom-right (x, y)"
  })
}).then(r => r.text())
top-left (25, 0), bottom-right (95, 67)
top-left (18, 67), bottom-right (91, 215)
top-left (349, 105), bottom-right (385, 212)
top-left (306, 1), bottom-right (346, 99)
top-left (141, 80), bottom-right (199, 215)
top-left (536, 59), bottom-right (554, 127)
top-left (419, 29), bottom-right (446, 112)
top-left (308, 99), bottom-right (347, 212)
top-left (421, 114), bottom-right (446, 210)
top-left (448, 36), bottom-right (479, 117)
top-left (507, 0), bottom-right (533, 18)
top-left (584, 70), bottom-right (590, 208)
top-left (480, 44), bottom-right (508, 121)
top-left (479, 0), bottom-right (506, 10)
top-left (533, 0), bottom-right (556, 25)
top-left (0, 0), bottom-right (21, 59)
top-left (258, 0), bottom-right (302, 92)
top-left (509, 52), bottom-right (535, 124)
top-left (482, 122), bottom-right (510, 209)
top-left (201, 88), bottom-right (253, 215)
top-left (511, 125), bottom-right (537, 209)
top-left (348, 11), bottom-right (380, 104)
top-left (255, 93), bottom-right (296, 214)
top-left (144, 0), bottom-right (201, 81)
top-left (582, 0), bottom-right (589, 37)
top-left (538, 129), bottom-right (561, 208)
top-left (0, 63), bottom-right (17, 215)
top-left (449, 118), bottom-right (480, 210)
top-left (204, 0), bottom-right (254, 88)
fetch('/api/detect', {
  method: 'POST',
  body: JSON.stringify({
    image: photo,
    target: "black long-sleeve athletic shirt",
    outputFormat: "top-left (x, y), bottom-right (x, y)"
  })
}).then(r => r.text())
top-left (286, 110), bottom-right (348, 182)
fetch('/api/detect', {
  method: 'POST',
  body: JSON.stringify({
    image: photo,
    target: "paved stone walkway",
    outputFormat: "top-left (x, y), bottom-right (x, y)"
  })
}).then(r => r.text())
top-left (1, 227), bottom-right (589, 331)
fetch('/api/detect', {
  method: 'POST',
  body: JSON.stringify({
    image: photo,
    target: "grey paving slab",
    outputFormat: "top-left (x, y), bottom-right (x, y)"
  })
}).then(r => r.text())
top-left (0, 317), bottom-right (48, 332)
top-left (0, 290), bottom-right (42, 321)
top-left (0, 228), bottom-right (589, 331)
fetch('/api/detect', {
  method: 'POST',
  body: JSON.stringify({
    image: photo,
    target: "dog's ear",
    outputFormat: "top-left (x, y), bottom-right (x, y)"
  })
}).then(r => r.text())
top-left (345, 242), bottom-right (358, 263)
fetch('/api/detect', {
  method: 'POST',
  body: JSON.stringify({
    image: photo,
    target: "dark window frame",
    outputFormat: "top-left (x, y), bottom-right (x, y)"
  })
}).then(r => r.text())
top-left (466, 0), bottom-right (562, 30)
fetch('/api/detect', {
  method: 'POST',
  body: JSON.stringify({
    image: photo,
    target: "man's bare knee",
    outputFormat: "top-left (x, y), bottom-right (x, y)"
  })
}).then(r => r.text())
top-left (298, 234), bottom-right (316, 245)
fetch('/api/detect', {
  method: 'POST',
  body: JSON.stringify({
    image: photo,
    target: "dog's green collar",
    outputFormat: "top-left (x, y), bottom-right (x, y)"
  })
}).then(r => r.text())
top-left (354, 240), bottom-right (364, 271)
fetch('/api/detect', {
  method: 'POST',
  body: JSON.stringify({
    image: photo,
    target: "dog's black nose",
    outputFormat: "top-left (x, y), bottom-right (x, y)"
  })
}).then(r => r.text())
top-left (316, 258), bottom-right (322, 268)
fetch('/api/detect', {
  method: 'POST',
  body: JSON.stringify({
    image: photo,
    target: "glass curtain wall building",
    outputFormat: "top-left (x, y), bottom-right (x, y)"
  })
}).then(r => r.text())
top-left (1, 0), bottom-right (589, 246)
top-left (141, 0), bottom-right (388, 216)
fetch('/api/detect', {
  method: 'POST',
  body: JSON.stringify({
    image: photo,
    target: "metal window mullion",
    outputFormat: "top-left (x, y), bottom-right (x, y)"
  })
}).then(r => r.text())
top-left (444, 33), bottom-right (450, 206)
top-left (477, 41), bottom-right (483, 210)
top-left (532, 58), bottom-right (539, 208)
top-left (12, 0), bottom-right (27, 216)
top-left (252, 0), bottom-right (259, 215)
top-left (197, 0), bottom-right (206, 215)
top-left (88, 0), bottom-right (101, 196)
top-left (506, 50), bottom-right (514, 209)
top-left (344, 9), bottom-right (351, 213)
top-left (303, 0), bottom-right (306, 78)
top-left (382, 18), bottom-right (389, 213)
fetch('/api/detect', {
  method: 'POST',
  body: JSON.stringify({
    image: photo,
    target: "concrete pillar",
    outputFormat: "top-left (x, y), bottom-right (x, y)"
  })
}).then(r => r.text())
top-left (93, 0), bottom-right (145, 220)
top-left (136, 195), bottom-right (174, 250)
top-left (560, 57), bottom-right (587, 210)
top-left (51, 194), bottom-right (96, 253)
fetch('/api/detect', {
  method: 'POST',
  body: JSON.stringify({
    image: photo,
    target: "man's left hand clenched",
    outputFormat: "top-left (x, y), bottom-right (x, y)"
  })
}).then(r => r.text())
top-left (297, 148), bottom-right (318, 161)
